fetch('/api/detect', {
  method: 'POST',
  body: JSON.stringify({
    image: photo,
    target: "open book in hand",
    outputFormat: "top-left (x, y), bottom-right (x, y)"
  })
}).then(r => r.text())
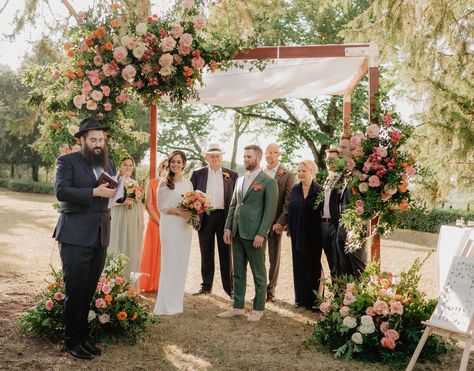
top-left (96, 172), bottom-right (118, 189)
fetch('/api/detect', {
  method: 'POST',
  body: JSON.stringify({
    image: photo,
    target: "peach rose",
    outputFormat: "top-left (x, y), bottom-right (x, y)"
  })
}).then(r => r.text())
top-left (171, 24), bottom-right (184, 39)
top-left (93, 55), bottom-right (103, 67)
top-left (182, 0), bottom-right (194, 9)
top-left (380, 321), bottom-right (389, 334)
top-left (90, 90), bottom-right (103, 101)
top-left (368, 175), bottom-right (381, 187)
top-left (113, 46), bottom-right (128, 63)
top-left (98, 313), bottom-right (110, 324)
top-left (73, 94), bottom-right (86, 109)
top-left (346, 283), bottom-right (357, 292)
top-left (100, 85), bottom-right (111, 96)
top-left (160, 36), bottom-right (177, 52)
top-left (159, 53), bottom-right (174, 67)
top-left (132, 45), bottom-right (147, 60)
top-left (381, 336), bottom-right (396, 349)
top-left (53, 292), bottom-right (65, 301)
top-left (385, 329), bottom-right (400, 340)
top-left (347, 159), bottom-right (356, 170)
top-left (174, 54), bottom-right (183, 64)
top-left (86, 100), bottom-right (97, 111)
top-left (358, 182), bottom-right (369, 193)
top-left (319, 301), bottom-right (331, 314)
top-left (389, 300), bottom-right (404, 315)
top-left (366, 124), bottom-right (380, 139)
top-left (355, 206), bottom-right (364, 215)
top-left (353, 146), bottom-right (364, 158)
top-left (193, 15), bottom-right (206, 29)
top-left (103, 102), bottom-right (112, 111)
top-left (180, 33), bottom-right (193, 47)
top-left (343, 291), bottom-right (356, 305)
top-left (178, 43), bottom-right (191, 55)
top-left (95, 298), bottom-right (106, 308)
top-left (374, 147), bottom-right (387, 157)
top-left (82, 81), bottom-right (92, 95)
top-left (350, 132), bottom-right (365, 146)
top-left (159, 65), bottom-right (173, 77)
top-left (121, 64), bottom-right (137, 81)
top-left (339, 306), bottom-right (350, 317)
top-left (365, 306), bottom-right (376, 317)
top-left (45, 299), bottom-right (54, 311)
top-left (191, 56), bottom-right (205, 70)
top-left (373, 300), bottom-right (389, 315)
top-left (141, 63), bottom-right (153, 75)
top-left (102, 284), bottom-right (112, 294)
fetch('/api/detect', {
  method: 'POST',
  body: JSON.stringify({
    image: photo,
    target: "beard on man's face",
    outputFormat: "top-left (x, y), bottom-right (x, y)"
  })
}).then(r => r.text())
top-left (81, 143), bottom-right (109, 168)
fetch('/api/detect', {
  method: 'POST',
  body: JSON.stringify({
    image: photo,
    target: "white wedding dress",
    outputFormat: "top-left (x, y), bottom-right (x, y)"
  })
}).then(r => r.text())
top-left (153, 179), bottom-right (193, 315)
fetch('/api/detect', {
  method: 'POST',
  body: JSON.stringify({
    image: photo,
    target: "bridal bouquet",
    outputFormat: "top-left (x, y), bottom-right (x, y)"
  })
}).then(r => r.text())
top-left (178, 190), bottom-right (212, 229)
top-left (125, 179), bottom-right (144, 209)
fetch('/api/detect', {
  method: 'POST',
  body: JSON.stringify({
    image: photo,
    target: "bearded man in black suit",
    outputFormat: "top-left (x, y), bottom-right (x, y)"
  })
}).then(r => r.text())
top-left (190, 143), bottom-right (238, 298)
top-left (53, 117), bottom-right (121, 359)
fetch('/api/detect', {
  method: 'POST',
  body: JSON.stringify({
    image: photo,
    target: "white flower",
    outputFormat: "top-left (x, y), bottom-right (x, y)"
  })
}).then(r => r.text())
top-left (159, 65), bottom-right (174, 77)
top-left (360, 315), bottom-right (374, 327)
top-left (351, 332), bottom-right (363, 344)
top-left (132, 44), bottom-right (147, 60)
top-left (87, 310), bottom-right (97, 322)
top-left (358, 323), bottom-right (375, 334)
top-left (121, 35), bottom-right (133, 47)
top-left (136, 22), bottom-right (147, 35)
top-left (342, 316), bottom-right (357, 329)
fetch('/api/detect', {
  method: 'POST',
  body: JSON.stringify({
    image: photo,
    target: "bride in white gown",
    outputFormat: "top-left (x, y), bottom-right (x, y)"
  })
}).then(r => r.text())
top-left (153, 150), bottom-right (193, 315)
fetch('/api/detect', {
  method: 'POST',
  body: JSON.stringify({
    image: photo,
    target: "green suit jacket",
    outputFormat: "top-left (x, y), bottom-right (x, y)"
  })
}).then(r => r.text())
top-left (225, 170), bottom-right (278, 240)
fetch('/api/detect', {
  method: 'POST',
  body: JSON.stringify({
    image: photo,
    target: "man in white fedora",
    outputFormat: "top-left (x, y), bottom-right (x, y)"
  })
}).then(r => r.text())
top-left (190, 143), bottom-right (238, 299)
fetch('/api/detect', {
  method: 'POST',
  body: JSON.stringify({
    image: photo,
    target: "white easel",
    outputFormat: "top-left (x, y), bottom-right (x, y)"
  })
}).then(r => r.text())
top-left (407, 238), bottom-right (474, 371)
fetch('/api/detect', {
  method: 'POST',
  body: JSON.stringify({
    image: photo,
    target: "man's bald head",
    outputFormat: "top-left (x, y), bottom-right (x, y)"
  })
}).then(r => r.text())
top-left (265, 143), bottom-right (281, 169)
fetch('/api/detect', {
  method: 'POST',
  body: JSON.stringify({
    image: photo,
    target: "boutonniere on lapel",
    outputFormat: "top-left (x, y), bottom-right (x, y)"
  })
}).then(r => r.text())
top-left (251, 182), bottom-right (263, 191)
top-left (277, 168), bottom-right (285, 177)
top-left (223, 171), bottom-right (230, 181)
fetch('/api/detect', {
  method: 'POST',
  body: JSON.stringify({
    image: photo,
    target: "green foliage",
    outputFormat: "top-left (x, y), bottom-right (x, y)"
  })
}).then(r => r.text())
top-left (396, 206), bottom-right (474, 233)
top-left (20, 254), bottom-right (154, 344)
top-left (310, 258), bottom-right (452, 369)
top-left (6, 179), bottom-right (54, 194)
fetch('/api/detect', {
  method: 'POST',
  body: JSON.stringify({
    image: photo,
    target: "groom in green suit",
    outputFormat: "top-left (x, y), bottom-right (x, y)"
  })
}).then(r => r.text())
top-left (219, 144), bottom-right (278, 322)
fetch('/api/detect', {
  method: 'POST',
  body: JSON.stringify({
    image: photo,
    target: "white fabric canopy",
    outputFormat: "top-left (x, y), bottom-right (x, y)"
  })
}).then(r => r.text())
top-left (190, 57), bottom-right (368, 107)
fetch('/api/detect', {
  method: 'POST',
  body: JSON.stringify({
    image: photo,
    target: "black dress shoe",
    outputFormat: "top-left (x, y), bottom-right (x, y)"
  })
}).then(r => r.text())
top-left (82, 341), bottom-right (101, 356)
top-left (293, 303), bottom-right (304, 308)
top-left (67, 345), bottom-right (94, 360)
top-left (227, 291), bottom-right (234, 300)
top-left (193, 288), bottom-right (211, 296)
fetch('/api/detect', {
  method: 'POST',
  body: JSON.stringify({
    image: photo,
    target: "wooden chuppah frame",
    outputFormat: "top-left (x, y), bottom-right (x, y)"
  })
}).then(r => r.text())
top-left (148, 43), bottom-right (381, 261)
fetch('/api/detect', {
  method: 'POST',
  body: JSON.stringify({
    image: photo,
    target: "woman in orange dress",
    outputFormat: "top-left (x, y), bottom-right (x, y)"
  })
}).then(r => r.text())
top-left (139, 160), bottom-right (167, 293)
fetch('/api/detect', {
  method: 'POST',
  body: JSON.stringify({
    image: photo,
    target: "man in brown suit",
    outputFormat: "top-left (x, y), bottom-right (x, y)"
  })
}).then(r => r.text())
top-left (263, 143), bottom-right (295, 302)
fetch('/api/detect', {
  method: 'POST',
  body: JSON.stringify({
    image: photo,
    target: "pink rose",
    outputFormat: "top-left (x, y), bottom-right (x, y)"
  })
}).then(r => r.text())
top-left (99, 277), bottom-right (107, 284)
top-left (121, 64), bottom-right (137, 81)
top-left (353, 146), bottom-right (364, 158)
top-left (368, 175), bottom-right (381, 187)
top-left (178, 43), bottom-right (191, 55)
top-left (103, 102), bottom-right (112, 111)
top-left (100, 85), bottom-right (111, 96)
top-left (374, 147), bottom-right (387, 157)
top-left (66, 83), bottom-right (74, 91)
top-left (102, 62), bottom-right (120, 77)
top-left (366, 306), bottom-right (376, 317)
top-left (319, 302), bottom-right (331, 314)
top-left (359, 174), bottom-right (368, 182)
top-left (182, 0), bottom-right (194, 9)
top-left (115, 276), bottom-right (125, 285)
top-left (358, 182), bottom-right (369, 193)
top-left (385, 329), bottom-right (400, 341)
top-left (191, 56), bottom-right (205, 70)
top-left (362, 161), bottom-right (372, 173)
top-left (179, 33), bottom-right (193, 47)
top-left (355, 206), bottom-right (364, 215)
top-left (159, 53), bottom-right (174, 67)
top-left (347, 159), bottom-right (355, 170)
top-left (389, 300), bottom-right (404, 315)
top-left (141, 63), bottom-right (153, 75)
top-left (193, 15), bottom-right (206, 29)
top-left (193, 201), bottom-right (202, 210)
top-left (45, 299), bottom-right (54, 311)
top-left (90, 76), bottom-right (101, 86)
top-left (386, 187), bottom-right (397, 195)
top-left (134, 80), bottom-right (145, 89)
top-left (339, 306), bottom-right (350, 317)
top-left (126, 39), bottom-right (137, 50)
top-left (73, 94), bottom-right (86, 109)
top-left (381, 193), bottom-right (392, 201)
top-left (98, 313), bottom-right (110, 324)
top-left (355, 200), bottom-right (363, 208)
top-left (366, 124), bottom-right (380, 139)
top-left (171, 24), bottom-right (184, 39)
top-left (407, 166), bottom-right (416, 177)
top-left (53, 70), bottom-right (61, 78)
top-left (350, 132), bottom-right (365, 147)
top-left (91, 90), bottom-right (103, 101)
top-left (53, 292), bottom-right (65, 301)
top-left (95, 298), bottom-right (107, 308)
top-left (374, 300), bottom-right (389, 315)
top-left (86, 100), bottom-right (97, 111)
top-left (160, 36), bottom-right (177, 52)
top-left (345, 282), bottom-right (357, 292)
top-left (82, 81), bottom-right (92, 95)
top-left (102, 284), bottom-right (112, 295)
top-left (391, 129), bottom-right (402, 143)
top-left (383, 114), bottom-right (392, 127)
top-left (93, 55), bottom-right (103, 67)
top-left (343, 291), bottom-right (356, 305)
top-left (380, 321), bottom-right (389, 334)
top-left (113, 46), bottom-right (128, 63)
top-left (381, 336), bottom-right (396, 349)
top-left (173, 55), bottom-right (183, 64)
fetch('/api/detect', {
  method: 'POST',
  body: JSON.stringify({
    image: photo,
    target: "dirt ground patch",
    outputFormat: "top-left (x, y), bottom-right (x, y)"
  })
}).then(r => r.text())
top-left (0, 188), bottom-right (472, 370)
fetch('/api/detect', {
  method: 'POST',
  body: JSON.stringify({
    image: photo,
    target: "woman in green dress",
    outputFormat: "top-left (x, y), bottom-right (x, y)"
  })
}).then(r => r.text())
top-left (109, 156), bottom-right (144, 280)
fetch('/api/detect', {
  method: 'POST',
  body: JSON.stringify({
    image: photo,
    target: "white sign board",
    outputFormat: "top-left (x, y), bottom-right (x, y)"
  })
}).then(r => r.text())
top-left (431, 256), bottom-right (474, 334)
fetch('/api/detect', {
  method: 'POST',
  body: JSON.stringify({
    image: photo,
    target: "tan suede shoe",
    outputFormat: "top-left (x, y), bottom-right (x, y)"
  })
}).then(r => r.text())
top-left (247, 310), bottom-right (263, 322)
top-left (217, 308), bottom-right (246, 318)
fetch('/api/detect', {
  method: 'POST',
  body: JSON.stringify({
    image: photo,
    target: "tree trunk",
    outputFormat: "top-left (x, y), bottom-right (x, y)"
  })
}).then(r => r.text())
top-left (10, 163), bottom-right (14, 178)
top-left (32, 163), bottom-right (39, 182)
top-left (230, 124), bottom-right (239, 170)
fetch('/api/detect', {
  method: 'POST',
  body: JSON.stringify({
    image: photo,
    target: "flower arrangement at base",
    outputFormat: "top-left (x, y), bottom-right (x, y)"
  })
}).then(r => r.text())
top-left (309, 257), bottom-right (452, 369)
top-left (341, 106), bottom-right (417, 252)
top-left (178, 190), bottom-right (212, 229)
top-left (20, 254), bottom-right (153, 344)
top-left (125, 179), bottom-right (144, 209)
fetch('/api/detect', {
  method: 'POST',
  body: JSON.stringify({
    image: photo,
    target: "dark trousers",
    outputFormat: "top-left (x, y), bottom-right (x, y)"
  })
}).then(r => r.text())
top-left (291, 240), bottom-right (322, 308)
top-left (197, 210), bottom-right (233, 295)
top-left (59, 234), bottom-right (107, 348)
top-left (266, 229), bottom-right (282, 298)
top-left (320, 221), bottom-right (337, 276)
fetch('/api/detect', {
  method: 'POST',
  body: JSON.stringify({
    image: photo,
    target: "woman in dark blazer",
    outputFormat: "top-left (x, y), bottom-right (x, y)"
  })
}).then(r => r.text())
top-left (287, 159), bottom-right (322, 310)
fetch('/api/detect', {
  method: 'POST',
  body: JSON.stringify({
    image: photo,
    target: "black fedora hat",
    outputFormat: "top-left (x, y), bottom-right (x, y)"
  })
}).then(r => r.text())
top-left (74, 117), bottom-right (110, 138)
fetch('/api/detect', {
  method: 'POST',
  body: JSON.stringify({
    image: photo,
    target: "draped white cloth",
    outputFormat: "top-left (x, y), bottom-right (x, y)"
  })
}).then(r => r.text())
top-left (186, 57), bottom-right (367, 107)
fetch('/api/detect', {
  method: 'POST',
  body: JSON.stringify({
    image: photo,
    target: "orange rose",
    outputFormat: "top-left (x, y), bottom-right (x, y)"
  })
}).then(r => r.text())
top-left (66, 49), bottom-right (75, 57)
top-left (104, 294), bottom-right (113, 304)
top-left (183, 66), bottom-right (194, 77)
top-left (95, 27), bottom-right (106, 38)
top-left (63, 42), bottom-right (71, 50)
top-left (131, 312), bottom-right (138, 321)
top-left (76, 69), bottom-right (84, 78)
top-left (67, 111), bottom-right (75, 118)
top-left (379, 278), bottom-right (391, 288)
top-left (398, 183), bottom-right (408, 193)
top-left (393, 294), bottom-right (404, 301)
top-left (402, 162), bottom-right (409, 168)
top-left (85, 37), bottom-right (94, 47)
top-left (186, 78), bottom-right (194, 87)
top-left (110, 19), bottom-right (120, 28)
top-left (110, 2), bottom-right (121, 10)
top-left (352, 187), bottom-right (359, 195)
top-left (65, 69), bottom-right (76, 80)
top-left (78, 59), bottom-right (86, 66)
top-left (116, 311), bottom-right (127, 321)
top-left (104, 41), bottom-right (114, 51)
top-left (210, 60), bottom-right (218, 72)
top-left (399, 199), bottom-right (409, 212)
top-left (51, 123), bottom-right (61, 130)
